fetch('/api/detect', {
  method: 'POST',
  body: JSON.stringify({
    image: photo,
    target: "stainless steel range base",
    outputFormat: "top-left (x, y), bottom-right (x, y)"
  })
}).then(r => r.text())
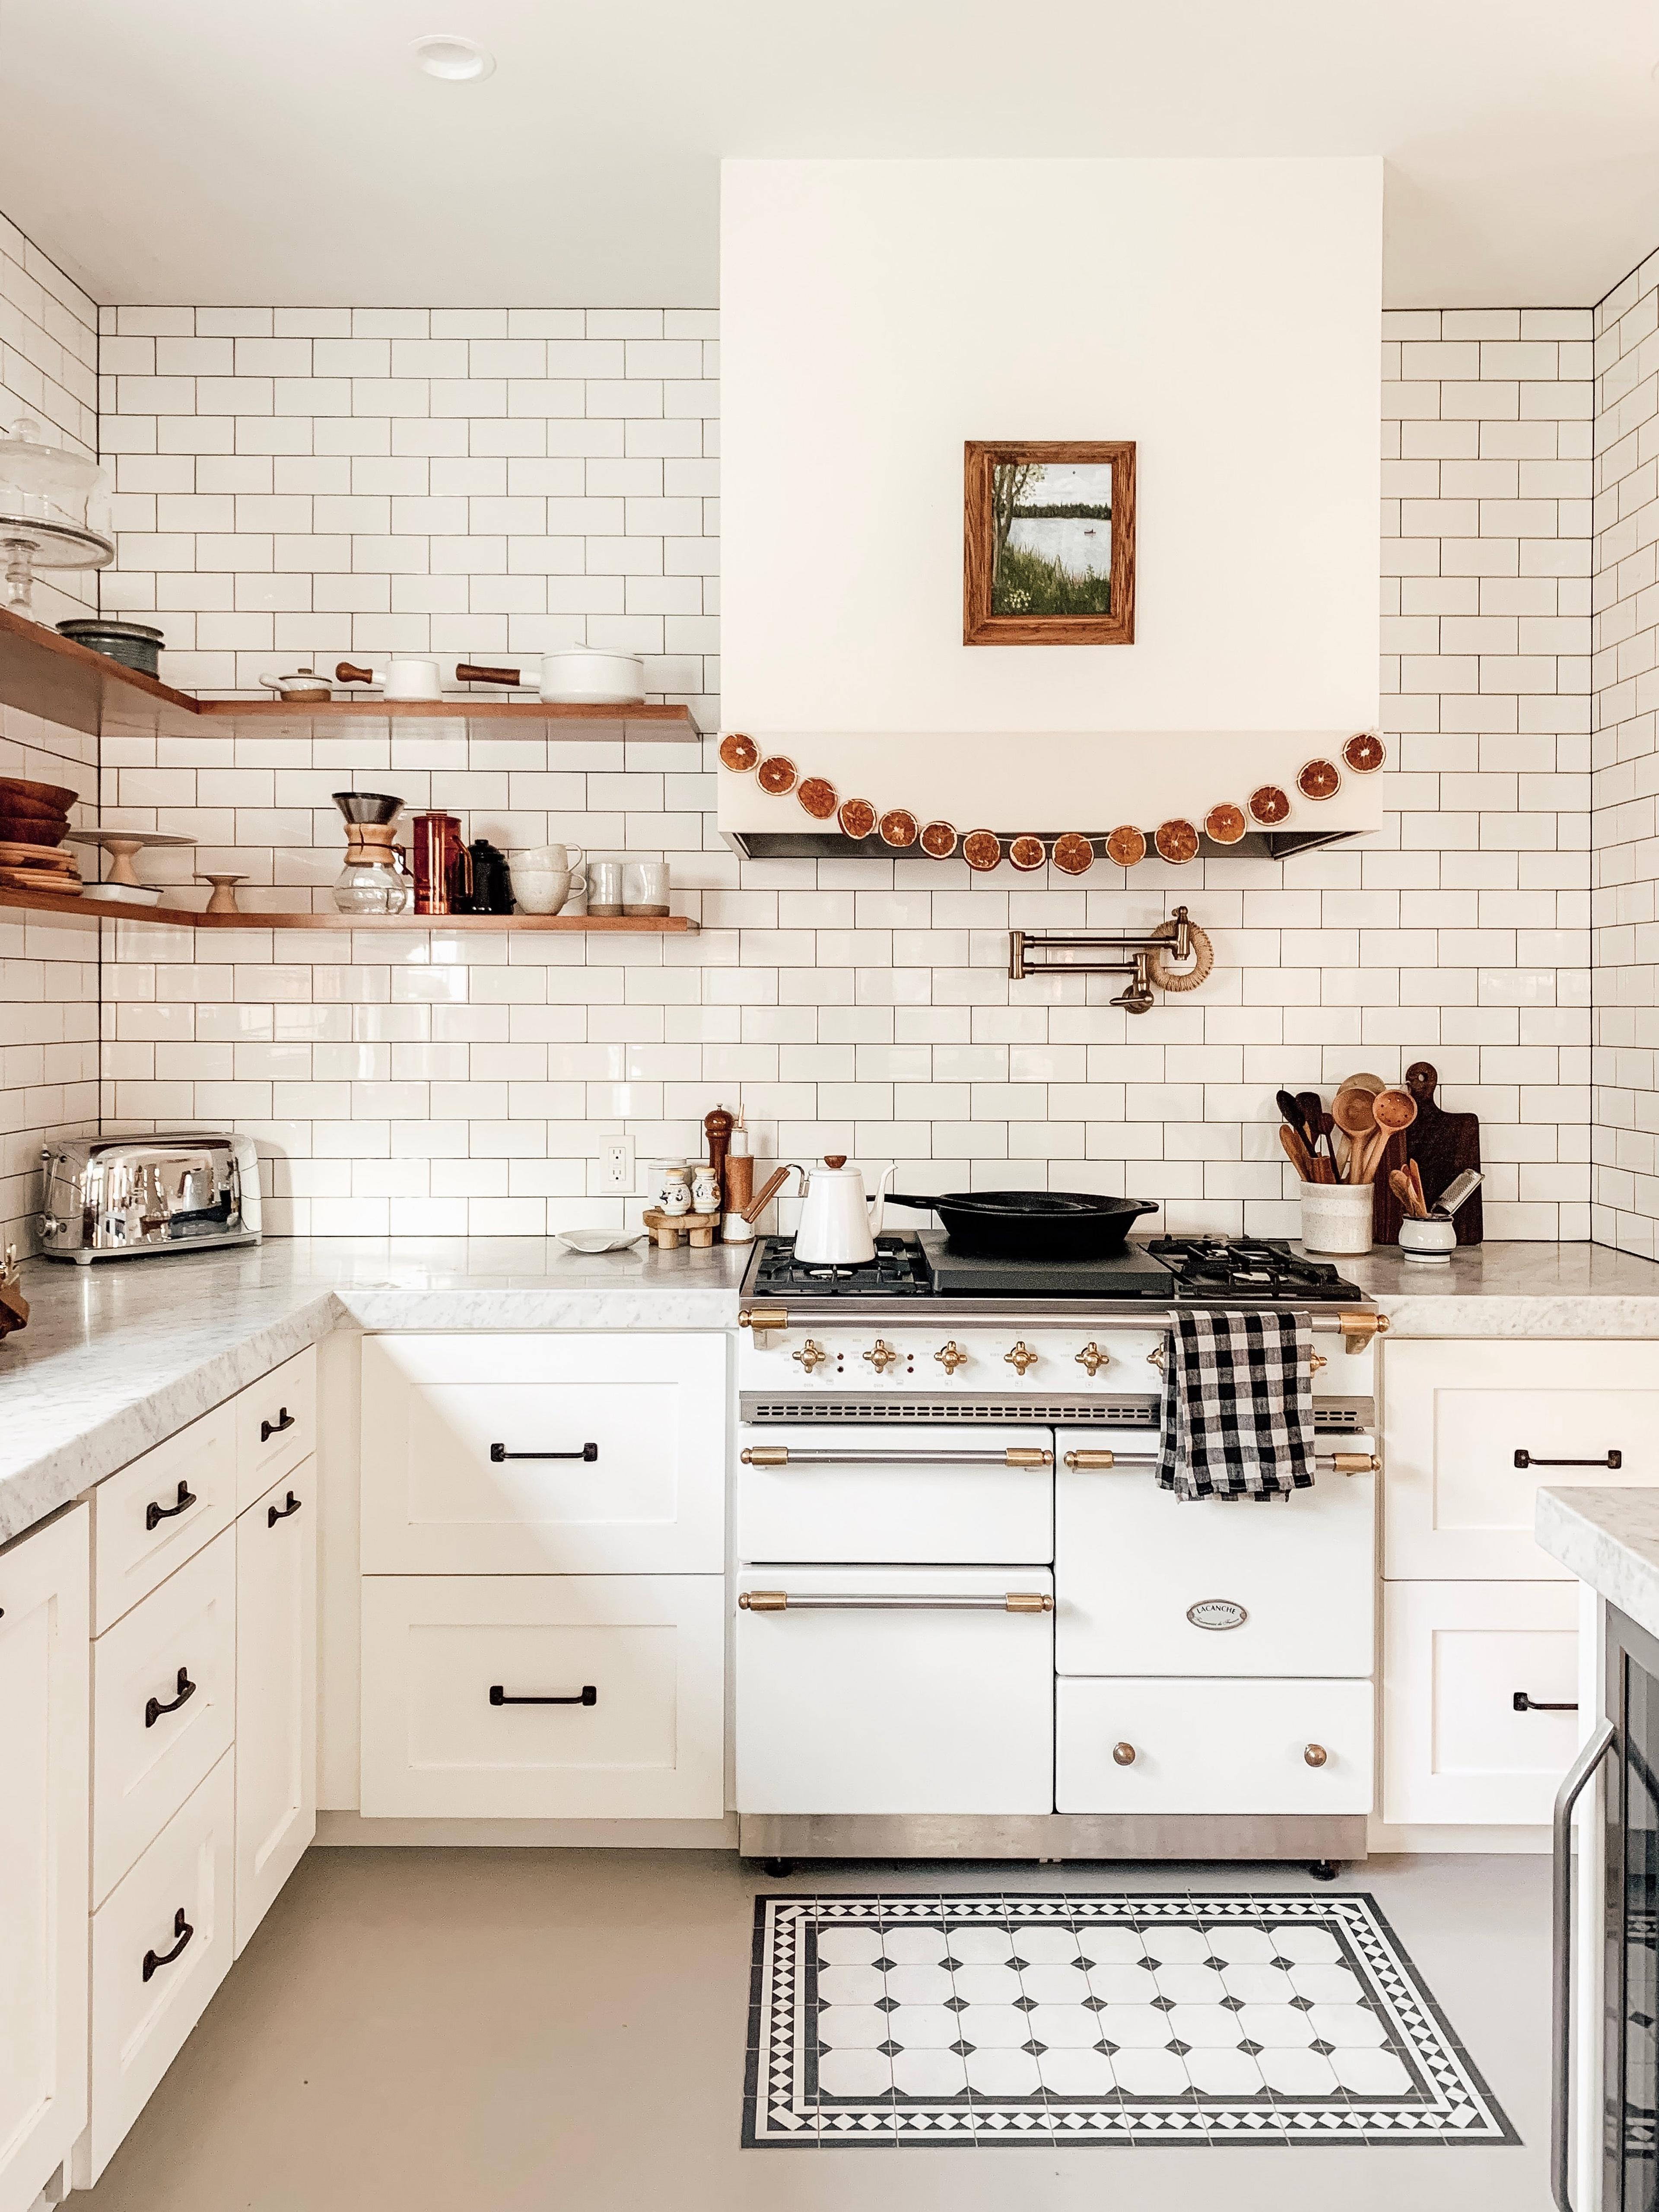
top-left (737, 1812), bottom-right (1369, 1863)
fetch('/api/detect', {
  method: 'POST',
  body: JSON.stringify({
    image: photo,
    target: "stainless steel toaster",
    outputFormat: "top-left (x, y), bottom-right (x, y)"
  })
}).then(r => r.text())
top-left (38, 1133), bottom-right (263, 1263)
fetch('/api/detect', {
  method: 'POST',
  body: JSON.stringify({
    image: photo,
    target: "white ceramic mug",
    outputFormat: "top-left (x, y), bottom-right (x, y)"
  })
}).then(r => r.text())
top-left (518, 841), bottom-right (584, 875)
top-left (623, 859), bottom-right (671, 916)
top-left (588, 857), bottom-right (625, 917)
top-left (509, 853), bottom-right (586, 915)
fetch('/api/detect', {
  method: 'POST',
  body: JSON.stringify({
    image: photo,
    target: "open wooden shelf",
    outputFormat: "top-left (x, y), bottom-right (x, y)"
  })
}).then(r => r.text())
top-left (0, 885), bottom-right (699, 932)
top-left (0, 606), bottom-right (700, 744)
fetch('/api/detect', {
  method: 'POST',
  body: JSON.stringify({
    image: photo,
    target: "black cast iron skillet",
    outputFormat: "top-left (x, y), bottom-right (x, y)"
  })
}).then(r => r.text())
top-left (884, 1188), bottom-right (1158, 1261)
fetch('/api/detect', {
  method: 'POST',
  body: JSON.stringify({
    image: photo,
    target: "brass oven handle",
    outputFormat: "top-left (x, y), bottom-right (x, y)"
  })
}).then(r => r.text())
top-left (740, 1446), bottom-right (1052, 1467)
top-left (1064, 1447), bottom-right (1378, 1475)
top-left (739, 1590), bottom-right (1053, 1614)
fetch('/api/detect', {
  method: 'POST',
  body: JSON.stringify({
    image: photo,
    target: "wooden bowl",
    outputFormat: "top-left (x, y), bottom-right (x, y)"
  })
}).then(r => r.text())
top-left (0, 776), bottom-right (76, 814)
top-left (0, 815), bottom-right (69, 848)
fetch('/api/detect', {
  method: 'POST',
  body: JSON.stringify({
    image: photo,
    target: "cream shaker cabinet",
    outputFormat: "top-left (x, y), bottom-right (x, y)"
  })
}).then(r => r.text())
top-left (0, 1506), bottom-right (89, 2212)
top-left (235, 1464), bottom-right (317, 1955)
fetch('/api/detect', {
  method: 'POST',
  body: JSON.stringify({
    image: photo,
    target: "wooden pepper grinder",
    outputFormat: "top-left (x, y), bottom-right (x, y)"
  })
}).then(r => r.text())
top-left (704, 1107), bottom-right (734, 1236)
top-left (1403, 1061), bottom-right (1483, 1245)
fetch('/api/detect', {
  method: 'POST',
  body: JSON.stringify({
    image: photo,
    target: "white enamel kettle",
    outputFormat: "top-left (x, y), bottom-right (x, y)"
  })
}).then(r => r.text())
top-left (792, 1155), bottom-right (897, 1266)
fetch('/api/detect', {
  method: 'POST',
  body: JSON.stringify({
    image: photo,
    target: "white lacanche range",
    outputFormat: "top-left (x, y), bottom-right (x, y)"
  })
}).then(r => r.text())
top-left (732, 1231), bottom-right (1383, 1870)
top-left (6, 1230), bottom-right (1658, 2209)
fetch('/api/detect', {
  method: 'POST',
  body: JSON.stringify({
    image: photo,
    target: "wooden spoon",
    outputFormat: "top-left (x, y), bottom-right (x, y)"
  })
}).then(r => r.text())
top-left (1390, 1166), bottom-right (1426, 1220)
top-left (1278, 1124), bottom-right (1317, 1182)
top-left (1331, 1087), bottom-right (1376, 1182)
top-left (1361, 1087), bottom-right (1417, 1183)
top-left (1338, 1071), bottom-right (1386, 1096)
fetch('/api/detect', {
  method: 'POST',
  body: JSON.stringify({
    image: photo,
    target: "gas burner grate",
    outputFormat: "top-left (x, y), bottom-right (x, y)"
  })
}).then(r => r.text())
top-left (748, 1232), bottom-right (933, 1299)
top-left (1148, 1234), bottom-right (1363, 1304)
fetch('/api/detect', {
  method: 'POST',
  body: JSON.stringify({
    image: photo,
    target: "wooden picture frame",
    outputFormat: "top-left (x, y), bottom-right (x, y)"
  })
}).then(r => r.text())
top-left (963, 439), bottom-right (1136, 646)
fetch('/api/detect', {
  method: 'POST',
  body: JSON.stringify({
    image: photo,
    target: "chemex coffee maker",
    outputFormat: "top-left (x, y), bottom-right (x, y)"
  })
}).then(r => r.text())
top-left (331, 791), bottom-right (412, 914)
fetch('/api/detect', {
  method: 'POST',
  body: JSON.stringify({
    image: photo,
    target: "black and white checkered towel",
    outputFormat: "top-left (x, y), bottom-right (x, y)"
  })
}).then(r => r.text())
top-left (1155, 1308), bottom-right (1316, 1500)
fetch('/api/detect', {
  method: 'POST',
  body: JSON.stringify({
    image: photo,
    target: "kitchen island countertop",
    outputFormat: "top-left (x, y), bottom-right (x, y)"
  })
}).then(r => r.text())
top-left (0, 1236), bottom-right (746, 1546)
top-left (1536, 1486), bottom-right (1659, 1645)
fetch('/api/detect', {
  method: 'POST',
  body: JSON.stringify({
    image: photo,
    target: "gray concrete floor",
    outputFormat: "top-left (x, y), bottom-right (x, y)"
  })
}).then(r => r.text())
top-left (78, 1849), bottom-right (1552, 2210)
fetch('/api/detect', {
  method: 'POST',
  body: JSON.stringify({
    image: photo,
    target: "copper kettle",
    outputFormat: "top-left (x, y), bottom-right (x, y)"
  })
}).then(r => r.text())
top-left (410, 812), bottom-right (473, 915)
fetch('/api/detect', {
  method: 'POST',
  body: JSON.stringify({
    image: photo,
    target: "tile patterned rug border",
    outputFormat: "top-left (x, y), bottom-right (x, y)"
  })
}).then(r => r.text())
top-left (741, 1889), bottom-right (1521, 2150)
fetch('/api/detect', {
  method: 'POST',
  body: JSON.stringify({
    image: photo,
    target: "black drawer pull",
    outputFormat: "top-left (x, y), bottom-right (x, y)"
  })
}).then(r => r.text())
top-left (145, 1667), bottom-right (196, 1727)
top-left (489, 1441), bottom-right (599, 1463)
top-left (267, 1490), bottom-right (302, 1528)
top-left (146, 1480), bottom-right (197, 1532)
top-left (489, 1684), bottom-right (597, 1707)
top-left (260, 1407), bottom-right (296, 1443)
top-left (143, 1908), bottom-right (194, 1982)
top-left (1514, 1449), bottom-right (1621, 1469)
top-left (1514, 1691), bottom-right (1579, 1713)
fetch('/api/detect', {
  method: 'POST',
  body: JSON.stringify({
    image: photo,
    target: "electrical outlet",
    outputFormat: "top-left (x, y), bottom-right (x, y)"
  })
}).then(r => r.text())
top-left (603, 1137), bottom-right (635, 1192)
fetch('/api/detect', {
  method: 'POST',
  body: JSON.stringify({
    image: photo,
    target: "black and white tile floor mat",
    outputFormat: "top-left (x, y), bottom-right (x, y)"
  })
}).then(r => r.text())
top-left (744, 1891), bottom-right (1519, 2147)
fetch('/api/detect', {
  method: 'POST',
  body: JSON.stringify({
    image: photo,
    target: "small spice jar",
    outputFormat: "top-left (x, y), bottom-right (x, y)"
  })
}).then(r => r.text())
top-left (654, 1162), bottom-right (693, 1216)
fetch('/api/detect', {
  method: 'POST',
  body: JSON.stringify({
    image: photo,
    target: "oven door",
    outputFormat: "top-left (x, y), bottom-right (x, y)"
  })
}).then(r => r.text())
top-left (1605, 1605), bottom-right (1659, 2212)
top-left (734, 1567), bottom-right (1055, 1815)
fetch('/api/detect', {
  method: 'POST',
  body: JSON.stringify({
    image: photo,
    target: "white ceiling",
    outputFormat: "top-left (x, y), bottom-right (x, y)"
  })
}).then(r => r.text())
top-left (2, 0), bottom-right (1656, 309)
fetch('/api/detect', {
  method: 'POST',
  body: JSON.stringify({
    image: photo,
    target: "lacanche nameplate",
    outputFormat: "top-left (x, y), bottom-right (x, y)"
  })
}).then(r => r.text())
top-left (1187, 1598), bottom-right (1248, 1631)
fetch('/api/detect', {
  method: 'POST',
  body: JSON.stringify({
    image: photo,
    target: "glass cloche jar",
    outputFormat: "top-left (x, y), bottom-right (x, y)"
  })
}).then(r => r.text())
top-left (0, 419), bottom-right (113, 614)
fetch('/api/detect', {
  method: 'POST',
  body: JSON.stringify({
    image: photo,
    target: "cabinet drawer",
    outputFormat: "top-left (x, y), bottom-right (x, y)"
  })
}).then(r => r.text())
top-left (1056, 1447), bottom-right (1373, 1677)
top-left (1382, 1340), bottom-right (1659, 1580)
top-left (361, 1334), bottom-right (724, 1574)
top-left (1382, 1580), bottom-right (1579, 1825)
top-left (738, 1423), bottom-right (1053, 1564)
top-left (74, 1752), bottom-right (234, 2190)
top-left (1057, 1677), bottom-right (1374, 1816)
top-left (360, 1574), bottom-right (724, 1819)
top-left (92, 1402), bottom-right (236, 1635)
top-left (734, 1567), bottom-right (1054, 1816)
top-left (235, 1346), bottom-right (316, 1512)
top-left (92, 1529), bottom-right (235, 1906)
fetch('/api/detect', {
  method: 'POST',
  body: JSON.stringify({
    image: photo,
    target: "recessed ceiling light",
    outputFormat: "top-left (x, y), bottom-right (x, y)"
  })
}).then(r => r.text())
top-left (411, 34), bottom-right (495, 82)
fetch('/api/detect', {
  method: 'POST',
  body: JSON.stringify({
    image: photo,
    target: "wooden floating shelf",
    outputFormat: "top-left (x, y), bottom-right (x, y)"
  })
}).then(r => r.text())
top-left (0, 886), bottom-right (698, 933)
top-left (0, 606), bottom-right (699, 744)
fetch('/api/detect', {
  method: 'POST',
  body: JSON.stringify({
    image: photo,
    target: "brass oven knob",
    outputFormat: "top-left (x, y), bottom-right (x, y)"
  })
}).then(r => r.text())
top-left (1075, 1341), bottom-right (1108, 1377)
top-left (1004, 1340), bottom-right (1039, 1376)
top-left (791, 1338), bottom-right (828, 1373)
top-left (1112, 1742), bottom-right (1136, 1766)
top-left (1304, 1744), bottom-right (1328, 1769)
top-left (862, 1338), bottom-right (900, 1375)
top-left (934, 1340), bottom-right (969, 1374)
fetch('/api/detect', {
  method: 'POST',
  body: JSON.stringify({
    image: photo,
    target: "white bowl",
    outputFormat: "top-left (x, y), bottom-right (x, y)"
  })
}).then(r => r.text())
top-left (539, 649), bottom-right (645, 705)
top-left (81, 881), bottom-right (163, 906)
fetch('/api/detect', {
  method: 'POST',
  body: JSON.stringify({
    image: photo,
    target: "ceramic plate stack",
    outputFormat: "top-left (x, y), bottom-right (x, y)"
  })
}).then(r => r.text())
top-left (0, 775), bottom-right (82, 896)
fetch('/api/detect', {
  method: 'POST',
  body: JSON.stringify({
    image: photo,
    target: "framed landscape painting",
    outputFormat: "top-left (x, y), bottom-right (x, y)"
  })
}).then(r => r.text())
top-left (963, 439), bottom-right (1136, 645)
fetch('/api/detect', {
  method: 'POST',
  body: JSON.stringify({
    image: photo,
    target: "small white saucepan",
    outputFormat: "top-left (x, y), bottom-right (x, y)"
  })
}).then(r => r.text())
top-left (261, 668), bottom-right (333, 701)
top-left (336, 657), bottom-right (445, 702)
top-left (456, 647), bottom-right (646, 705)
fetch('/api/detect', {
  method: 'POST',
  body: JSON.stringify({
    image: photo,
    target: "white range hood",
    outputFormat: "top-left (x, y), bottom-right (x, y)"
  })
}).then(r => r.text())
top-left (718, 157), bottom-right (1385, 867)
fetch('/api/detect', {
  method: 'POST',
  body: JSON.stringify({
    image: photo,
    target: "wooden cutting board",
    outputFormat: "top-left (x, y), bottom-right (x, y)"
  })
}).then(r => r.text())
top-left (1370, 1061), bottom-right (1483, 1246)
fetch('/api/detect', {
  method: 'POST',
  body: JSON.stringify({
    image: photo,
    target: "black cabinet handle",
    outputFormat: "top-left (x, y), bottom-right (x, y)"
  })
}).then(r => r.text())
top-left (146, 1480), bottom-right (197, 1532)
top-left (267, 1491), bottom-right (302, 1528)
top-left (143, 1908), bottom-right (194, 1982)
top-left (1514, 1449), bottom-right (1621, 1469)
top-left (1514, 1691), bottom-right (1579, 1713)
top-left (489, 1684), bottom-right (597, 1707)
top-left (260, 1407), bottom-right (296, 1443)
top-left (145, 1667), bottom-right (196, 1728)
top-left (489, 1441), bottom-right (598, 1463)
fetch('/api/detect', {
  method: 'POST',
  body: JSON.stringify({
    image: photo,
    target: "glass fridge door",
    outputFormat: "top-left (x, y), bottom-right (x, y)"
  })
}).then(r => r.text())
top-left (1609, 1610), bottom-right (1659, 2210)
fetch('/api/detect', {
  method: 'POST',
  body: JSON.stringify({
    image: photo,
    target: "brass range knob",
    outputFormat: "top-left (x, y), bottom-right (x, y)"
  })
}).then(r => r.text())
top-left (1004, 1340), bottom-right (1039, 1376)
top-left (934, 1340), bottom-right (970, 1375)
top-left (1304, 1744), bottom-right (1328, 1769)
top-left (791, 1338), bottom-right (828, 1373)
top-left (1075, 1341), bottom-right (1108, 1377)
top-left (1112, 1742), bottom-right (1137, 1767)
top-left (862, 1338), bottom-right (901, 1375)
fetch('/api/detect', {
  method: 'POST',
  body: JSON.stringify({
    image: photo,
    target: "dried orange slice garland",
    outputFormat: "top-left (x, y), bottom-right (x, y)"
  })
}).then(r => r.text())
top-left (716, 733), bottom-right (1386, 869)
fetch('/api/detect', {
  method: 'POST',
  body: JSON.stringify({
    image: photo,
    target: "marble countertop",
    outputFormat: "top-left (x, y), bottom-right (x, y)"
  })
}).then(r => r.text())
top-left (0, 1236), bottom-right (746, 1547)
top-left (1341, 1239), bottom-right (1659, 1337)
top-left (1537, 1486), bottom-right (1659, 1644)
top-left (7, 1231), bottom-right (1659, 1554)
